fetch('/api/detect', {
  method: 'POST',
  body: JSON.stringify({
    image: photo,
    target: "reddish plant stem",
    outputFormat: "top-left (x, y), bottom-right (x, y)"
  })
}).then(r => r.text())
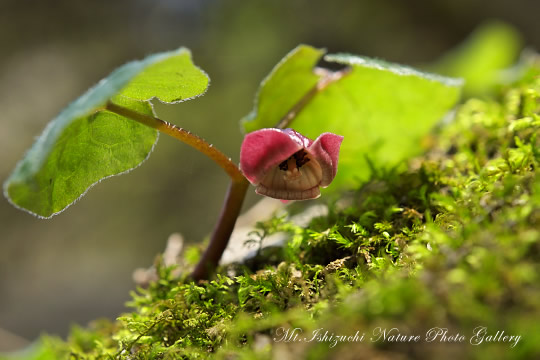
top-left (275, 67), bottom-right (352, 129)
top-left (190, 178), bottom-right (249, 280)
top-left (105, 101), bottom-right (244, 183)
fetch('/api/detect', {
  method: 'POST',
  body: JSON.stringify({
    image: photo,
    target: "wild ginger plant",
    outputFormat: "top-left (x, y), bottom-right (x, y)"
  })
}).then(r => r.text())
top-left (3, 45), bottom-right (462, 280)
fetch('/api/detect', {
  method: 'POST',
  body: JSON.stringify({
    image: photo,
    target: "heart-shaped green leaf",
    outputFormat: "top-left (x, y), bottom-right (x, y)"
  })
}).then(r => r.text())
top-left (4, 48), bottom-right (209, 218)
top-left (242, 45), bottom-right (463, 191)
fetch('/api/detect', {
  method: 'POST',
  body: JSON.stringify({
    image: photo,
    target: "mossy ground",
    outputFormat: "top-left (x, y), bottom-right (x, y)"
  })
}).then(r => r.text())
top-left (8, 61), bottom-right (540, 360)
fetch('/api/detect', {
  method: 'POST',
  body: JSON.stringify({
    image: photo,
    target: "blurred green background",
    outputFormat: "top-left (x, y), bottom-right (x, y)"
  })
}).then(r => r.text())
top-left (0, 0), bottom-right (538, 351)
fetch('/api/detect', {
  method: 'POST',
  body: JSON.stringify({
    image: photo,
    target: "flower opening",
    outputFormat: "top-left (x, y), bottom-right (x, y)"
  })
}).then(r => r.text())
top-left (240, 128), bottom-right (343, 200)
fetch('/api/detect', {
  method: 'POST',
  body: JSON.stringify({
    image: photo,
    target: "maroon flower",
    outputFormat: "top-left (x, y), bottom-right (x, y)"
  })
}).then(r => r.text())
top-left (240, 128), bottom-right (344, 200)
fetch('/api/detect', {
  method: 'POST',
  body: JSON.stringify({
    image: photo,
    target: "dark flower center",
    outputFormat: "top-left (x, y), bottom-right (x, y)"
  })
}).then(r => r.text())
top-left (278, 149), bottom-right (310, 171)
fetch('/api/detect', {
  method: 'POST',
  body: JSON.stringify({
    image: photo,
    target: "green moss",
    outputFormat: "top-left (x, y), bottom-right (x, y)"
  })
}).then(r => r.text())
top-left (6, 58), bottom-right (540, 360)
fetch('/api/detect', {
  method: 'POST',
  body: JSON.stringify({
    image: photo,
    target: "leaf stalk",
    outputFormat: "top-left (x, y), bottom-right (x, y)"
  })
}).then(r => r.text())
top-left (275, 66), bottom-right (352, 129)
top-left (105, 101), bottom-right (244, 183)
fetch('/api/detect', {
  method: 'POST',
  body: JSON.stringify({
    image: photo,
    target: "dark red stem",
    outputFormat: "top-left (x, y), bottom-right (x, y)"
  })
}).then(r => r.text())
top-left (190, 178), bottom-right (249, 281)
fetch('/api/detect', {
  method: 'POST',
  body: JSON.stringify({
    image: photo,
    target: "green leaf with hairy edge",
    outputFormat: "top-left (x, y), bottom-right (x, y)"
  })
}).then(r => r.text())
top-left (4, 47), bottom-right (209, 218)
top-left (5, 97), bottom-right (156, 218)
top-left (242, 45), bottom-right (325, 133)
top-left (119, 48), bottom-right (209, 102)
top-left (242, 45), bottom-right (463, 192)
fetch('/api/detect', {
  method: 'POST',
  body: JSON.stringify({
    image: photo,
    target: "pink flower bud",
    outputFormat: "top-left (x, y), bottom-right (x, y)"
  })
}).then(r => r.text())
top-left (240, 128), bottom-right (343, 200)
